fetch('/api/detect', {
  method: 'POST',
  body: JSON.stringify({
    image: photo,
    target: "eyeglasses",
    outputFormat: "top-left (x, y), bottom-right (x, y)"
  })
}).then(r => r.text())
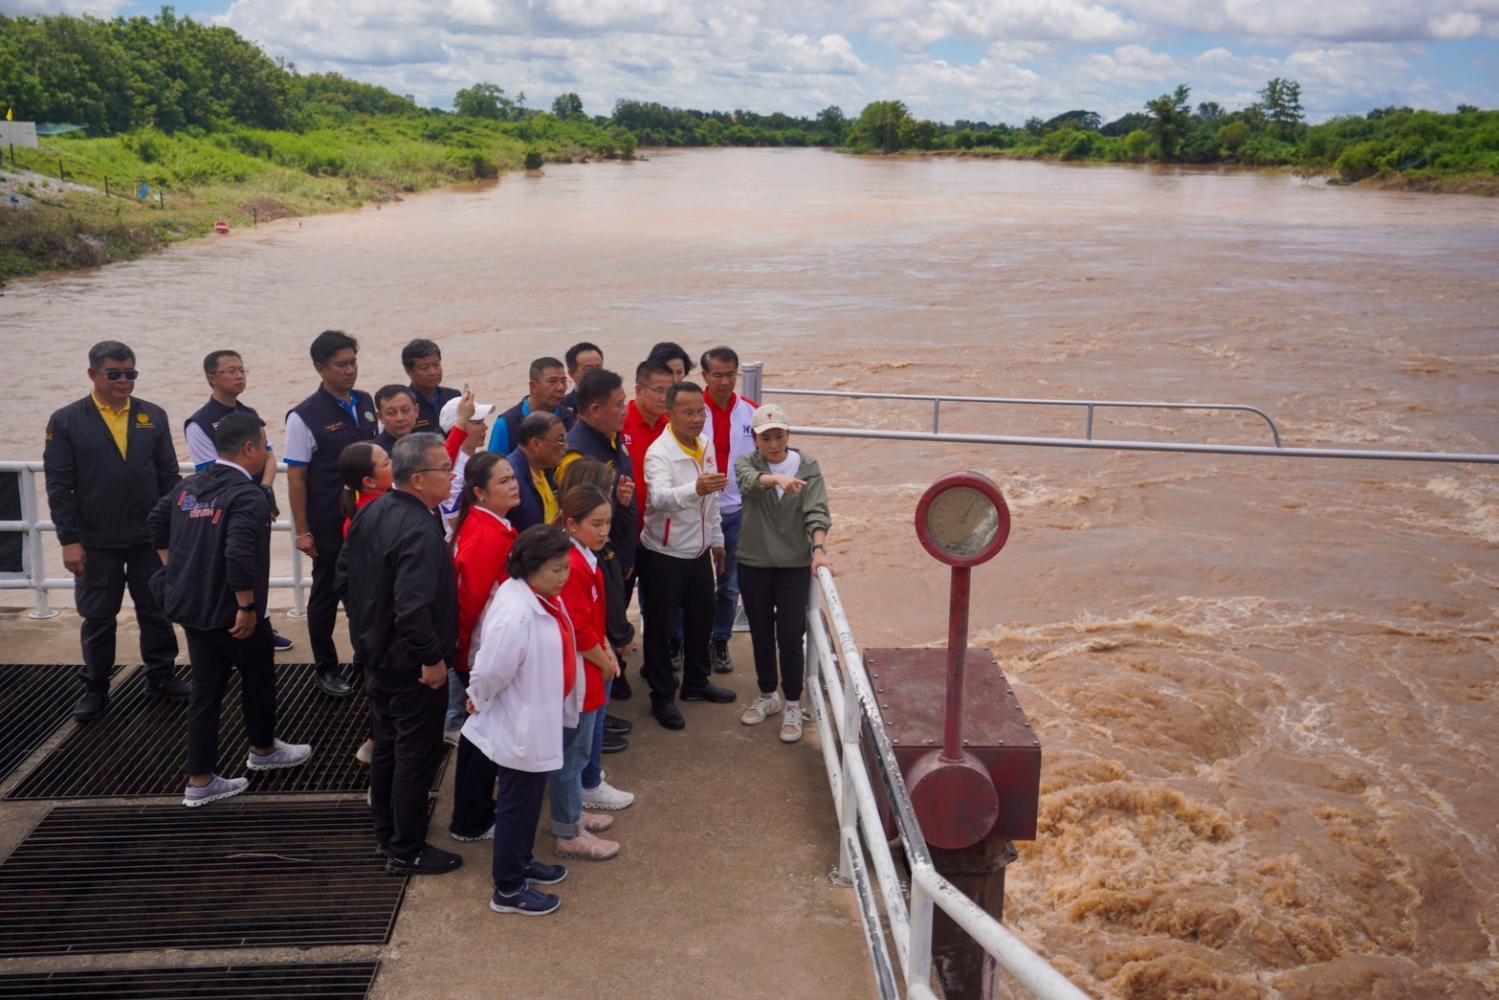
top-left (103, 370), bottom-right (139, 382)
top-left (414, 465), bottom-right (454, 476)
top-left (213, 367), bottom-right (247, 377)
top-left (638, 384), bottom-right (667, 396)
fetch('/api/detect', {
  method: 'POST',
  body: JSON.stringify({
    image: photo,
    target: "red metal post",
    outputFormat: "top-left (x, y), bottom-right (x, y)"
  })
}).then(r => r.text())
top-left (943, 566), bottom-right (970, 761)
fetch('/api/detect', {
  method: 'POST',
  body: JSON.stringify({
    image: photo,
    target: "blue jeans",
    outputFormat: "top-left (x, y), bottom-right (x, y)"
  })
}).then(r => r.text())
top-left (444, 668), bottom-right (467, 730)
top-left (712, 508), bottom-right (744, 642)
top-left (547, 709), bottom-right (597, 838)
top-left (582, 679), bottom-right (611, 792)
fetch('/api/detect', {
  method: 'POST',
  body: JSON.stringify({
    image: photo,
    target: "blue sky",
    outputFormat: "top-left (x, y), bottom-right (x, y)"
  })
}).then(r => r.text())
top-left (11, 1), bottom-right (1498, 124)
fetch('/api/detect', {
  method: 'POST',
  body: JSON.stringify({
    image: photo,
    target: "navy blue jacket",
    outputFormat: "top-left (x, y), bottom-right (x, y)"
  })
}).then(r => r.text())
top-left (287, 385), bottom-right (376, 536)
top-left (148, 463), bottom-right (271, 629)
top-left (506, 446), bottom-right (555, 533)
top-left (561, 418), bottom-right (638, 575)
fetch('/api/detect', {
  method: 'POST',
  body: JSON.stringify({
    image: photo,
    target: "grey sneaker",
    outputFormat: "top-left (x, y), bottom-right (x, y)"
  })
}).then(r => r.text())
top-left (741, 692), bottom-right (784, 726)
top-left (710, 640), bottom-right (733, 674)
top-left (183, 774), bottom-right (248, 808)
top-left (780, 704), bottom-right (804, 743)
top-left (246, 738), bottom-right (313, 771)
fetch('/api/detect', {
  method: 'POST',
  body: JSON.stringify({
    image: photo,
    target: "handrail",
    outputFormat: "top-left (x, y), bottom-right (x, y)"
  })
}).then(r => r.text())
top-left (764, 386), bottom-right (1283, 446)
top-left (0, 460), bottom-right (308, 620)
top-left (805, 567), bottom-right (1088, 999)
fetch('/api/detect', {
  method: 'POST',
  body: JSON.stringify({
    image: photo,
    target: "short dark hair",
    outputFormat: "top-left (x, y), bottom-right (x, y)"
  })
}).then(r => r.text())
top-left (517, 410), bottom-right (562, 447)
top-left (666, 381), bottom-right (704, 411)
top-left (635, 357), bottom-right (673, 386)
top-left (565, 342), bottom-right (603, 373)
top-left (310, 330), bottom-right (358, 366)
top-left (575, 369), bottom-right (623, 412)
top-left (507, 524), bottom-right (573, 580)
top-left (88, 341), bottom-right (134, 369)
top-left (401, 338), bottom-right (441, 371)
top-left (214, 410), bottom-right (264, 456)
top-left (375, 384), bottom-right (417, 411)
top-left (648, 341), bottom-right (693, 376)
top-left (203, 350), bottom-right (242, 376)
top-left (700, 346), bottom-right (739, 372)
top-left (391, 432), bottom-right (445, 486)
top-left (529, 357), bottom-right (565, 382)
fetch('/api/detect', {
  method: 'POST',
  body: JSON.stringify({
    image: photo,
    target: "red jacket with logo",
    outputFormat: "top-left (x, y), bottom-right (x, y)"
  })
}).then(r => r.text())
top-left (559, 543), bottom-right (608, 713)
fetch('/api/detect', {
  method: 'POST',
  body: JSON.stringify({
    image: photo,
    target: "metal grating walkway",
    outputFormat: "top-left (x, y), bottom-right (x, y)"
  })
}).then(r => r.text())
top-left (0, 802), bottom-right (407, 957)
top-left (7, 663), bottom-right (445, 800)
top-left (0, 961), bottom-right (380, 998)
top-left (0, 665), bottom-right (113, 786)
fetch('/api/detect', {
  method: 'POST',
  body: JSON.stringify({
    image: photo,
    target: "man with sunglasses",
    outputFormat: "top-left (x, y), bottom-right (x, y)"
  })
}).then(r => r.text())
top-left (45, 341), bottom-right (190, 722)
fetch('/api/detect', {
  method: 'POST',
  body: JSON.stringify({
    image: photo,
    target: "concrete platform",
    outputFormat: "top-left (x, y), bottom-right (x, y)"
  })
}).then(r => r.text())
top-left (0, 608), bottom-right (876, 1000)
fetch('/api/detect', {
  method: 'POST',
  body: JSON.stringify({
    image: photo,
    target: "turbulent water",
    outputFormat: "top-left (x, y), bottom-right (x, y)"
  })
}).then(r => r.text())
top-left (4, 148), bottom-right (1498, 998)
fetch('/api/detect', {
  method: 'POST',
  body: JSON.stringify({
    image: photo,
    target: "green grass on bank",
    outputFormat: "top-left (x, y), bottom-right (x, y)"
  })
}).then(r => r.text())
top-left (0, 113), bottom-right (633, 280)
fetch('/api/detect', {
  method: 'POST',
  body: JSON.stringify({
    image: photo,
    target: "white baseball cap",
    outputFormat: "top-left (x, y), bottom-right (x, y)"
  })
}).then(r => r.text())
top-left (440, 396), bottom-right (495, 433)
top-left (751, 402), bottom-right (790, 435)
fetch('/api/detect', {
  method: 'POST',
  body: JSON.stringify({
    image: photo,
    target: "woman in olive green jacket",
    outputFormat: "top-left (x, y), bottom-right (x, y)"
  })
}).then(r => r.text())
top-left (733, 403), bottom-right (833, 744)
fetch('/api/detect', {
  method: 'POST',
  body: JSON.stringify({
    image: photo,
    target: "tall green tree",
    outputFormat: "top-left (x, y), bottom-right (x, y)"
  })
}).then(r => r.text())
top-left (552, 92), bottom-right (583, 119)
top-left (1146, 83), bottom-right (1192, 161)
top-left (454, 83), bottom-right (513, 120)
top-left (816, 105), bottom-right (846, 144)
top-left (1260, 77), bottom-right (1304, 137)
top-left (851, 100), bottom-right (910, 153)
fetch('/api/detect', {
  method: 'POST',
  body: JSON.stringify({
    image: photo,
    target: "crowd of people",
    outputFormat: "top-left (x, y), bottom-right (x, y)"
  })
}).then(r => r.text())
top-left (43, 333), bottom-right (833, 917)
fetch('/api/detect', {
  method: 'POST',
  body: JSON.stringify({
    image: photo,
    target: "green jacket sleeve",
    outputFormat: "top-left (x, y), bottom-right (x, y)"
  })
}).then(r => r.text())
top-left (799, 458), bottom-right (832, 540)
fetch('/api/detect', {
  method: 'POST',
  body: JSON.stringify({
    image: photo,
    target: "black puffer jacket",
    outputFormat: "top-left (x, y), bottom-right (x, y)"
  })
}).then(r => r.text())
top-left (148, 463), bottom-right (271, 630)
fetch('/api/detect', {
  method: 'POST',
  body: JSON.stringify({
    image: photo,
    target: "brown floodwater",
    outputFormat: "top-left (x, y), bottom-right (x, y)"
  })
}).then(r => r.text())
top-left (4, 148), bottom-right (1498, 998)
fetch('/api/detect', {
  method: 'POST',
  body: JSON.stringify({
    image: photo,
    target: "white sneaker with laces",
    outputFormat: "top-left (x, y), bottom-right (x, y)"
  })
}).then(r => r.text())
top-left (581, 777), bottom-right (635, 811)
top-left (246, 738), bottom-right (313, 771)
top-left (741, 692), bottom-right (784, 726)
top-left (780, 704), bottom-right (803, 743)
top-left (183, 774), bottom-right (249, 807)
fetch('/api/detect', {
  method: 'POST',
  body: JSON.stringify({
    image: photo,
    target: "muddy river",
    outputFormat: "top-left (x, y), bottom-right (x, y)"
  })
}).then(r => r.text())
top-left (4, 148), bottom-right (1497, 998)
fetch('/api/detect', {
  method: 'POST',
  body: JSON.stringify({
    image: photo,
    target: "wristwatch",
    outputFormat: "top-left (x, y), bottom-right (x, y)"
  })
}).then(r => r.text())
top-left (237, 603), bottom-right (257, 612)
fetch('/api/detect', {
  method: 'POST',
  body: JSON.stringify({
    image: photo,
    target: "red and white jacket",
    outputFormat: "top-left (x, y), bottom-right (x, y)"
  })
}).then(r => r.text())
top-left (452, 508), bottom-right (517, 673)
top-left (704, 393), bottom-right (757, 514)
top-left (642, 430), bottom-right (724, 559)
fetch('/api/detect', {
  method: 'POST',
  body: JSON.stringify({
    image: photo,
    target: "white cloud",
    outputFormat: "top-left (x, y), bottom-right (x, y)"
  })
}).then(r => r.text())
top-left (0, 0), bottom-right (128, 12)
top-left (1119, 0), bottom-right (1499, 42)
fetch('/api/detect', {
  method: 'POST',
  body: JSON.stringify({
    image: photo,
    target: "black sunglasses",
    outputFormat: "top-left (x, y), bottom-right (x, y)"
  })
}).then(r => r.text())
top-left (103, 370), bottom-right (140, 382)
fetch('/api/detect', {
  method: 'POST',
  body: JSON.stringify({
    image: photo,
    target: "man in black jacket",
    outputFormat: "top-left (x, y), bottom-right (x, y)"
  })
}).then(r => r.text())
top-left (149, 412), bottom-right (312, 808)
top-left (339, 433), bottom-right (461, 876)
top-left (44, 341), bottom-right (189, 722)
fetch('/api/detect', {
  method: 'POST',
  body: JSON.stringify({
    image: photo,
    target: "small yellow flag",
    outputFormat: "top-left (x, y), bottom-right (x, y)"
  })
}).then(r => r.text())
top-left (4, 108), bottom-right (12, 122)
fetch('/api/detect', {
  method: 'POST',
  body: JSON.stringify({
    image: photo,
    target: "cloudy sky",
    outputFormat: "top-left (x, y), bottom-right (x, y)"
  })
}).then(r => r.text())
top-left (10, 1), bottom-right (1498, 124)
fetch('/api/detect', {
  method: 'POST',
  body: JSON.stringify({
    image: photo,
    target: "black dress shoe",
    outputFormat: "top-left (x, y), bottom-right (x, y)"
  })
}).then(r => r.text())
top-left (680, 681), bottom-right (736, 704)
top-left (651, 701), bottom-right (685, 731)
top-left (71, 689), bottom-right (109, 722)
top-left (316, 668), bottom-right (353, 698)
top-left (385, 844), bottom-right (463, 876)
top-left (604, 714), bottom-right (632, 735)
top-left (145, 675), bottom-right (191, 699)
top-left (602, 731), bottom-right (629, 754)
top-left (610, 672), bottom-right (633, 701)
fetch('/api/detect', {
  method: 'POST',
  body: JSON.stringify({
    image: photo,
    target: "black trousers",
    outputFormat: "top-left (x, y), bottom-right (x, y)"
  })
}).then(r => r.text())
top-left (491, 764), bottom-right (548, 893)
top-left (307, 526), bottom-right (346, 673)
top-left (638, 547), bottom-right (713, 706)
top-left (184, 618), bottom-right (277, 776)
top-left (366, 669), bottom-right (446, 860)
top-left (75, 543), bottom-right (178, 691)
top-left (450, 733), bottom-right (498, 839)
top-left (739, 564), bottom-right (811, 702)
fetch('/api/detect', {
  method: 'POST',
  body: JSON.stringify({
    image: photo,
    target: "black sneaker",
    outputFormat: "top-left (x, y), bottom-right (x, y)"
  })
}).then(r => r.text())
top-left (71, 689), bottom-right (109, 722)
top-left (602, 731), bottom-right (629, 754)
top-left (524, 859), bottom-right (568, 885)
top-left (145, 674), bottom-right (191, 699)
top-left (490, 884), bottom-right (560, 916)
top-left (651, 701), bottom-right (685, 731)
top-left (710, 640), bottom-right (734, 674)
top-left (385, 844), bottom-right (463, 876)
top-left (604, 714), bottom-right (632, 735)
top-left (272, 631), bottom-right (295, 652)
top-left (681, 681), bottom-right (736, 704)
top-left (611, 672), bottom-right (633, 701)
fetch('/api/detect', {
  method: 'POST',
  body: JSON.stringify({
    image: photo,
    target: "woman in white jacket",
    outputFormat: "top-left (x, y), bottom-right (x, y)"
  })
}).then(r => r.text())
top-left (464, 525), bottom-right (582, 918)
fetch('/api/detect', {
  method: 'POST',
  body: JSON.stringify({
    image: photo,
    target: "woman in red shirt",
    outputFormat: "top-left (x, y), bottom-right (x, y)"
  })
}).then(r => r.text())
top-left (549, 485), bottom-right (622, 860)
top-left (447, 452), bottom-right (524, 841)
top-left (337, 442), bottom-right (391, 768)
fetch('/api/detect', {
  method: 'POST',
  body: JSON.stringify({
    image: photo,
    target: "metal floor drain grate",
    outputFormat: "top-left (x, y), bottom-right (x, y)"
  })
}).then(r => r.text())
top-left (0, 665), bottom-right (120, 786)
top-left (0, 961), bottom-right (380, 998)
top-left (0, 802), bottom-right (406, 957)
top-left (8, 663), bottom-right (446, 800)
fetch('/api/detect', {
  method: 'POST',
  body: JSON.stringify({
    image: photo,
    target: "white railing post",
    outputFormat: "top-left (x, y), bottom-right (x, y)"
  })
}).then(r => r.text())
top-left (286, 533), bottom-right (308, 618)
top-left (834, 592), bottom-right (861, 884)
top-left (741, 360), bottom-right (765, 406)
top-left (19, 466), bottom-right (58, 620)
top-left (907, 875), bottom-right (935, 996)
top-left (802, 589), bottom-right (821, 722)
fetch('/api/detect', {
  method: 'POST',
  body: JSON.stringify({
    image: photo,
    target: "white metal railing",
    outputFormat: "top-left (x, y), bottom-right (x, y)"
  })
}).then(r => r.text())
top-left (804, 567), bottom-right (1089, 1000)
top-left (0, 461), bottom-right (309, 620)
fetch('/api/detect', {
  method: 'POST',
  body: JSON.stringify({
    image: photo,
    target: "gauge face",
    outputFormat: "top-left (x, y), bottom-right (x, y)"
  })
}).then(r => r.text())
top-left (915, 473), bottom-right (1011, 567)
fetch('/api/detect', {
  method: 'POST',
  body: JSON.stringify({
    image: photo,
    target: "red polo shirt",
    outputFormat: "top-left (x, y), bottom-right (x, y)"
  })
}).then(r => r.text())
top-left (621, 400), bottom-right (667, 528)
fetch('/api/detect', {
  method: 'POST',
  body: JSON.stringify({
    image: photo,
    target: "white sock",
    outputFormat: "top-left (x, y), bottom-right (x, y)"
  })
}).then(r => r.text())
top-left (785, 700), bottom-right (799, 711)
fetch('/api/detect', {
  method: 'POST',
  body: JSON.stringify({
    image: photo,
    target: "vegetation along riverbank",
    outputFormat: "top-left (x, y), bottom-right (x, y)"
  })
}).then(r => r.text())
top-left (1, 10), bottom-right (1494, 280)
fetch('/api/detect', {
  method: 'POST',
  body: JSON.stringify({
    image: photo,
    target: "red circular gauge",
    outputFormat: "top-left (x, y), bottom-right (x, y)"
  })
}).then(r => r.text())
top-left (913, 472), bottom-right (1011, 568)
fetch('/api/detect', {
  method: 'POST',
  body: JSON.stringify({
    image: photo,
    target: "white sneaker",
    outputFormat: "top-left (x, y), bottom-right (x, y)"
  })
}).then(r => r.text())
top-left (581, 778), bottom-right (635, 811)
top-left (183, 774), bottom-right (249, 807)
top-left (741, 692), bottom-right (784, 726)
top-left (780, 704), bottom-right (803, 743)
top-left (355, 740), bottom-right (373, 766)
top-left (450, 824), bottom-right (495, 842)
top-left (246, 738), bottom-right (313, 771)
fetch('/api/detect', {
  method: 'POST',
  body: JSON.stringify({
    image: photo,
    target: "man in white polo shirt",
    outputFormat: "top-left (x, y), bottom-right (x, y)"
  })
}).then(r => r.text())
top-left (699, 346), bottom-right (757, 674)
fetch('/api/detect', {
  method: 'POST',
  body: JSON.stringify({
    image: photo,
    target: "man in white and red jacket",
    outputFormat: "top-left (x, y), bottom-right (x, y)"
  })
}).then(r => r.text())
top-left (640, 381), bottom-right (737, 731)
top-left (700, 346), bottom-right (757, 674)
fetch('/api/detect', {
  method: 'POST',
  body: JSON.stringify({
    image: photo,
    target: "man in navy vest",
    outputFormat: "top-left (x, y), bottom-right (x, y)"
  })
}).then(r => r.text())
top-left (402, 339), bottom-right (461, 435)
top-left (185, 349), bottom-right (294, 653)
top-left (44, 341), bottom-right (190, 722)
top-left (285, 330), bottom-right (377, 698)
top-left (487, 356), bottom-right (576, 456)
